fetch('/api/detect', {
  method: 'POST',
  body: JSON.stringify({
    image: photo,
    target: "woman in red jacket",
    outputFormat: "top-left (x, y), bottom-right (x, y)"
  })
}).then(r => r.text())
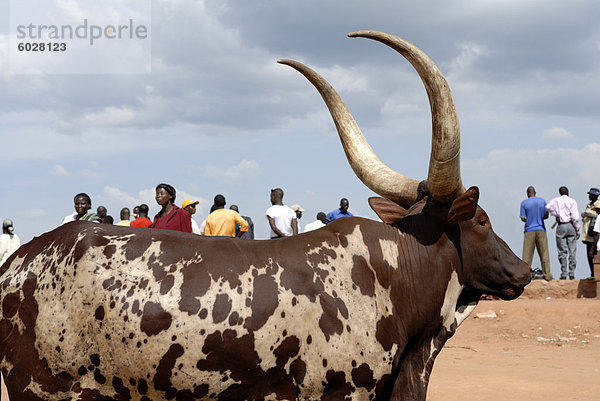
top-left (151, 183), bottom-right (192, 233)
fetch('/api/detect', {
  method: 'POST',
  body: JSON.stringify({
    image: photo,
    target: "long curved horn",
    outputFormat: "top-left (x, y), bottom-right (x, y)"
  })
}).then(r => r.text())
top-left (349, 30), bottom-right (463, 203)
top-left (277, 59), bottom-right (421, 207)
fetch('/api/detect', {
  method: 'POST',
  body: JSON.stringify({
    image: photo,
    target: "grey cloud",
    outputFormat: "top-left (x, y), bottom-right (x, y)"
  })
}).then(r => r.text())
top-left (1, 0), bottom-right (599, 141)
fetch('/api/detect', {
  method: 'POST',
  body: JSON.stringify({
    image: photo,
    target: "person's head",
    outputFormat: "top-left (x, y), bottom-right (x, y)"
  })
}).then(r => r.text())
top-left (2, 219), bottom-right (14, 235)
top-left (96, 205), bottom-right (107, 218)
top-left (270, 188), bottom-right (284, 205)
top-left (214, 194), bottom-right (226, 209)
top-left (182, 199), bottom-right (199, 215)
top-left (291, 205), bottom-right (304, 219)
top-left (526, 186), bottom-right (536, 198)
top-left (120, 208), bottom-right (130, 221)
top-left (132, 205), bottom-right (140, 218)
top-left (155, 183), bottom-right (176, 207)
top-left (587, 187), bottom-right (600, 202)
top-left (74, 193), bottom-right (92, 217)
top-left (559, 186), bottom-right (569, 196)
top-left (138, 204), bottom-right (149, 218)
top-left (339, 198), bottom-right (350, 213)
top-left (230, 204), bottom-right (239, 213)
top-left (316, 212), bottom-right (327, 224)
top-left (102, 215), bottom-right (114, 224)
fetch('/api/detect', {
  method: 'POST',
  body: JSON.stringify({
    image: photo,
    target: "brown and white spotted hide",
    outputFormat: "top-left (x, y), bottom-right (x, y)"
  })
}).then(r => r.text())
top-left (0, 213), bottom-right (528, 401)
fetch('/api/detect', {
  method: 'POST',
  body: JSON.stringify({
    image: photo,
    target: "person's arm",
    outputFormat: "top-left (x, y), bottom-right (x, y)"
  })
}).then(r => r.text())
top-left (180, 209), bottom-right (192, 233)
top-left (519, 202), bottom-right (527, 223)
top-left (292, 218), bottom-right (298, 235)
top-left (267, 216), bottom-right (285, 237)
top-left (204, 219), bottom-right (212, 236)
top-left (570, 201), bottom-right (580, 234)
top-left (545, 199), bottom-right (556, 216)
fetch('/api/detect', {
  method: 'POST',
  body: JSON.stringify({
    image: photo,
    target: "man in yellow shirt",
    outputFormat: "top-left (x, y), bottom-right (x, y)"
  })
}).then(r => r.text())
top-left (115, 208), bottom-right (131, 226)
top-left (205, 194), bottom-right (249, 237)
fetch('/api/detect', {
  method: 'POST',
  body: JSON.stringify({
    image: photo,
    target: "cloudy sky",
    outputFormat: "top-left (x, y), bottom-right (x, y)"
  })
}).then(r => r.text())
top-left (1, 0), bottom-right (599, 278)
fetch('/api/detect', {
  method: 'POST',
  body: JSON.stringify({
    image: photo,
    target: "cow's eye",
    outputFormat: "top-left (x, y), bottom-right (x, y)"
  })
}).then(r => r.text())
top-left (479, 220), bottom-right (487, 227)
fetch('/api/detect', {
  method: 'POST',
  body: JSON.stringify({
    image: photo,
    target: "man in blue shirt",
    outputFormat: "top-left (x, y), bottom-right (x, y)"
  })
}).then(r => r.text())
top-left (326, 198), bottom-right (353, 224)
top-left (520, 186), bottom-right (552, 280)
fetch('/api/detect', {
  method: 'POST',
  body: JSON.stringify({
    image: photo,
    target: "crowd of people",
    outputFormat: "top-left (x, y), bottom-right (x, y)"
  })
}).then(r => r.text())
top-left (48, 184), bottom-right (355, 242)
top-left (520, 186), bottom-right (600, 281)
top-left (4, 183), bottom-right (599, 282)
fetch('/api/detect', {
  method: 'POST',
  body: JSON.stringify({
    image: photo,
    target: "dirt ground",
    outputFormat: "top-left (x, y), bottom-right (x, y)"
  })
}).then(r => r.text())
top-left (2, 280), bottom-right (599, 401)
top-left (428, 280), bottom-right (600, 401)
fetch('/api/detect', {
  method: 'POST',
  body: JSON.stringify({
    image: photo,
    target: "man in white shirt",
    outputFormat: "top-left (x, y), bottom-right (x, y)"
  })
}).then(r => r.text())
top-left (0, 219), bottom-right (20, 265)
top-left (546, 186), bottom-right (580, 279)
top-left (304, 212), bottom-right (328, 232)
top-left (265, 188), bottom-right (297, 238)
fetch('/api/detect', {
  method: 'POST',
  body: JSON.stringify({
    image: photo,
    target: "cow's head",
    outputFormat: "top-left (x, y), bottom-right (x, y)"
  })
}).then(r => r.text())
top-left (279, 30), bottom-right (530, 300)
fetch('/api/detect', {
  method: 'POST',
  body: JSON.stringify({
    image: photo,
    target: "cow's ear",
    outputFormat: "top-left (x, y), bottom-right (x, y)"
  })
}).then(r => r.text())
top-left (447, 186), bottom-right (479, 224)
top-left (368, 197), bottom-right (409, 224)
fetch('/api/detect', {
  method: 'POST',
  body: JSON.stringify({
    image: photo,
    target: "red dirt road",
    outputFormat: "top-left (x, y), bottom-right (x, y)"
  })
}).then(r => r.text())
top-left (428, 281), bottom-right (600, 401)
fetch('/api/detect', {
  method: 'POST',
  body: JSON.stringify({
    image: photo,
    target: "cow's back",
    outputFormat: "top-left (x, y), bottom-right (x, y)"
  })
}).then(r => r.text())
top-left (0, 220), bottom-right (444, 401)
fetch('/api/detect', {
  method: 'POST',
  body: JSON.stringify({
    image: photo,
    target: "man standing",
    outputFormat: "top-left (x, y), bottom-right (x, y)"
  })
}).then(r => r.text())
top-left (265, 188), bottom-right (297, 238)
top-left (326, 198), bottom-right (353, 224)
top-left (205, 195), bottom-right (249, 237)
top-left (115, 208), bottom-right (131, 226)
top-left (520, 186), bottom-right (552, 281)
top-left (230, 205), bottom-right (254, 239)
top-left (130, 204), bottom-right (152, 228)
top-left (182, 199), bottom-right (202, 235)
top-left (581, 188), bottom-right (600, 279)
top-left (546, 186), bottom-right (580, 279)
top-left (304, 212), bottom-right (328, 232)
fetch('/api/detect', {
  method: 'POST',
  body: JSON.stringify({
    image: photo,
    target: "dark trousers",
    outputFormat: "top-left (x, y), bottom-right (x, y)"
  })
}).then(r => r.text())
top-left (584, 241), bottom-right (597, 277)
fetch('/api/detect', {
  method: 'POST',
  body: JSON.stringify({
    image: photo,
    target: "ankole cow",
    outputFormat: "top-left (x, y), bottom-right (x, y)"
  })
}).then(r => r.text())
top-left (0, 31), bottom-right (530, 401)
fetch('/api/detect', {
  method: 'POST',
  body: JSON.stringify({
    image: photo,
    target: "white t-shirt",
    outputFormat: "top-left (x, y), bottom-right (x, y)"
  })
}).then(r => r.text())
top-left (0, 233), bottom-right (21, 265)
top-left (304, 219), bottom-right (326, 232)
top-left (62, 213), bottom-right (77, 225)
top-left (191, 218), bottom-right (202, 235)
top-left (265, 204), bottom-right (297, 238)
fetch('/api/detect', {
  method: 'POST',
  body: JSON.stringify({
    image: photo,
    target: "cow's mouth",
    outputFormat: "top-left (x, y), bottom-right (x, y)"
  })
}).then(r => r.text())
top-left (494, 285), bottom-right (525, 300)
top-left (466, 274), bottom-right (529, 301)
